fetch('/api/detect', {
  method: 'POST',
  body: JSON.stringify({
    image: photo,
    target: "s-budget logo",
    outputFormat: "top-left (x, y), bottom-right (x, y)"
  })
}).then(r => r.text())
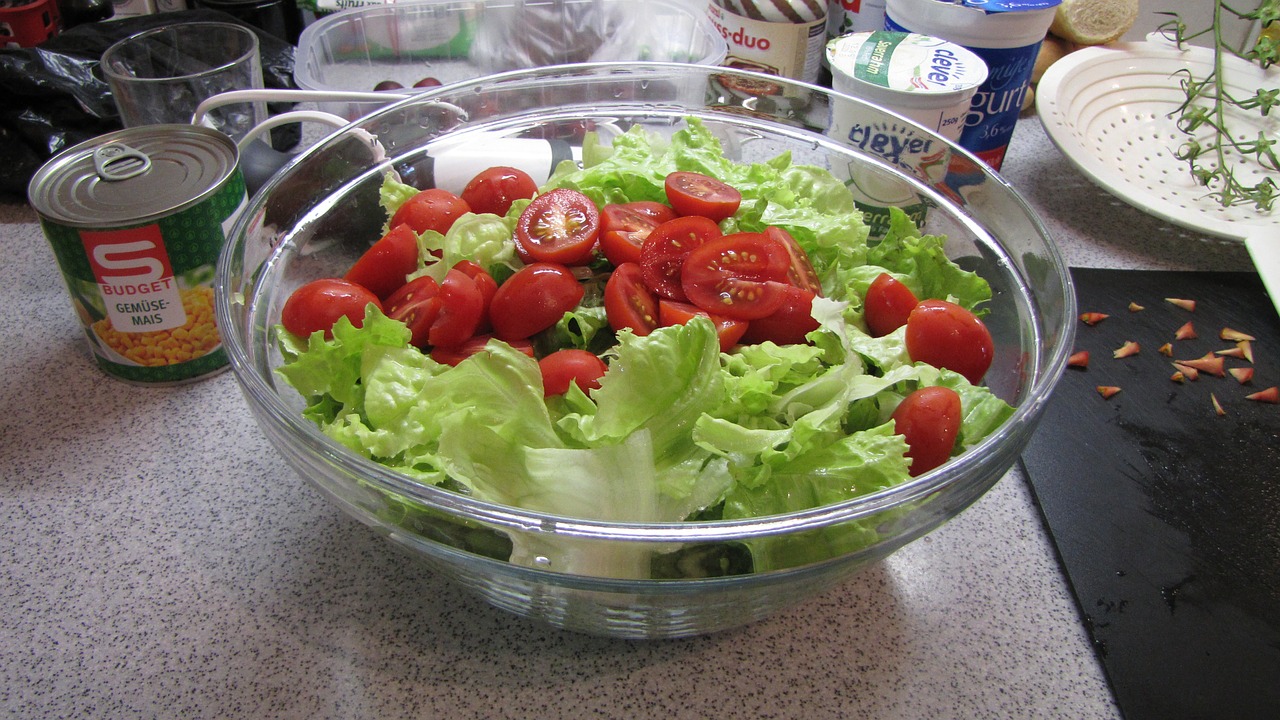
top-left (80, 225), bottom-right (187, 332)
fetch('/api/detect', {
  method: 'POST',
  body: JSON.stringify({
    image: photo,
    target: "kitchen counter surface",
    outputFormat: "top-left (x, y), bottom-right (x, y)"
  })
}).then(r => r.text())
top-left (0, 115), bottom-right (1259, 719)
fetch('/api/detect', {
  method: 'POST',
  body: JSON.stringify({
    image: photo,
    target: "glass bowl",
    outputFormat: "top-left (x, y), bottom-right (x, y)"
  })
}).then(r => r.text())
top-left (215, 63), bottom-right (1075, 639)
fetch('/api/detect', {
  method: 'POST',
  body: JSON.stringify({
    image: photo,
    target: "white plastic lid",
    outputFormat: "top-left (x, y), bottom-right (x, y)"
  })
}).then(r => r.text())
top-left (884, 0), bottom-right (1059, 49)
top-left (826, 31), bottom-right (988, 108)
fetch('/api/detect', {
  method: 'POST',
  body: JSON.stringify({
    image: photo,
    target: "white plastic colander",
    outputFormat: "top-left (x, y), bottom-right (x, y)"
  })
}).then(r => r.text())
top-left (1036, 35), bottom-right (1279, 240)
top-left (1036, 35), bottom-right (1280, 314)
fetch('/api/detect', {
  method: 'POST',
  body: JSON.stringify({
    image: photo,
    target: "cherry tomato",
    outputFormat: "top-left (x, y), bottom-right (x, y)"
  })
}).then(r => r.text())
top-left (489, 262), bottom-right (585, 340)
top-left (343, 223), bottom-right (420, 300)
top-left (904, 299), bottom-right (995, 385)
top-left (680, 232), bottom-right (791, 321)
top-left (430, 334), bottom-right (534, 366)
top-left (664, 171), bottom-right (742, 222)
top-left (658, 299), bottom-right (749, 352)
top-left (384, 275), bottom-right (442, 347)
top-left (624, 200), bottom-right (678, 224)
top-left (740, 284), bottom-right (819, 346)
top-left (413, 77), bottom-right (443, 88)
top-left (539, 349), bottom-right (608, 396)
top-left (514, 188), bottom-right (600, 266)
top-left (603, 262), bottom-right (658, 335)
top-left (638, 215), bottom-right (722, 301)
top-left (429, 266), bottom-right (486, 348)
top-left (389, 188), bottom-right (471, 236)
top-left (764, 226), bottom-right (822, 296)
top-left (892, 386), bottom-right (963, 477)
top-left (599, 203), bottom-right (660, 267)
top-left (281, 278), bottom-right (382, 339)
top-left (374, 80), bottom-right (403, 91)
top-left (390, 295), bottom-right (442, 349)
top-left (384, 275), bottom-right (440, 314)
top-left (452, 260), bottom-right (498, 333)
top-left (460, 166), bottom-right (538, 216)
top-left (864, 272), bottom-right (919, 337)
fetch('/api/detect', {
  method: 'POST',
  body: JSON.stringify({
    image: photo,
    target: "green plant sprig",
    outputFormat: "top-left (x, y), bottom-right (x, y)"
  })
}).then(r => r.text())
top-left (1157, 0), bottom-right (1280, 211)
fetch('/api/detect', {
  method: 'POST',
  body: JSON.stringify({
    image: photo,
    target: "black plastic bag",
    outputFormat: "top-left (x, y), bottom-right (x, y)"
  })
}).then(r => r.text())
top-left (0, 9), bottom-right (298, 199)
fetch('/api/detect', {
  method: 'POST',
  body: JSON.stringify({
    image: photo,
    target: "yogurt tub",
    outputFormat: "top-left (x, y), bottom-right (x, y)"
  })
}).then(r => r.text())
top-left (826, 30), bottom-right (987, 141)
top-left (825, 30), bottom-right (987, 235)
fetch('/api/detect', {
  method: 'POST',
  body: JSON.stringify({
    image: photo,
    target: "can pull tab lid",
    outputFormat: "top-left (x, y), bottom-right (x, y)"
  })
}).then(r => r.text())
top-left (93, 143), bottom-right (152, 182)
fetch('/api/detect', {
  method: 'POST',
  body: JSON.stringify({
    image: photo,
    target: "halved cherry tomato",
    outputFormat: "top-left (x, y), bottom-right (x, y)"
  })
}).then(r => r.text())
top-left (740, 284), bottom-right (819, 346)
top-left (905, 299), bottom-right (994, 385)
top-left (664, 171), bottom-right (741, 222)
top-left (539, 349), bottom-right (608, 396)
top-left (390, 295), bottom-right (442, 348)
top-left (514, 188), bottom-right (600, 266)
top-left (430, 334), bottom-right (534, 366)
top-left (281, 278), bottom-right (382, 339)
top-left (764, 226), bottom-right (822, 296)
top-left (624, 200), bottom-right (678, 225)
top-left (384, 275), bottom-right (440, 315)
top-left (460, 166), bottom-right (537, 216)
top-left (452, 260), bottom-right (497, 332)
top-left (385, 275), bottom-right (442, 347)
top-left (865, 272), bottom-right (919, 337)
top-left (680, 232), bottom-right (791, 321)
top-left (638, 215), bottom-right (722, 301)
top-left (429, 267), bottom-right (486, 348)
top-left (604, 262), bottom-right (659, 336)
top-left (599, 204), bottom-right (659, 267)
top-left (489, 262), bottom-right (585, 340)
top-left (389, 188), bottom-right (471, 235)
top-left (892, 386), bottom-right (963, 477)
top-left (658, 299), bottom-right (749, 352)
top-left (344, 223), bottom-right (420, 300)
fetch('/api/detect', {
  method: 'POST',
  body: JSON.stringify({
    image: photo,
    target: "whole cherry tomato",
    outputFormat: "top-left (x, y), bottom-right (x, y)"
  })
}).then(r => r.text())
top-left (892, 386), bottom-right (963, 476)
top-left (864, 272), bottom-right (919, 337)
top-left (461, 166), bottom-right (537, 216)
top-left (281, 278), bottom-right (382, 339)
top-left (489, 262), bottom-right (585, 340)
top-left (539, 349), bottom-right (608, 396)
top-left (904, 299), bottom-right (994, 385)
top-left (390, 188), bottom-right (471, 235)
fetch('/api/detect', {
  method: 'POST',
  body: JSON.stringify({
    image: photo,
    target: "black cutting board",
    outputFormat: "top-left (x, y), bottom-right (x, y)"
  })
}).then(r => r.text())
top-left (1021, 269), bottom-right (1280, 720)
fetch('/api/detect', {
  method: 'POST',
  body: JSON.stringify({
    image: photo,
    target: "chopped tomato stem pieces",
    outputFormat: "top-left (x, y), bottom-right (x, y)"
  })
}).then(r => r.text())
top-left (1096, 385), bottom-right (1122, 399)
top-left (1211, 394), bottom-right (1227, 416)
top-left (1067, 350), bottom-right (1090, 368)
top-left (1229, 367), bottom-right (1254, 384)
top-left (1113, 340), bottom-right (1140, 359)
top-left (1220, 327), bottom-right (1255, 341)
top-left (1166, 297), bottom-right (1196, 312)
top-left (1177, 353), bottom-right (1226, 377)
top-left (1175, 321), bottom-right (1197, 340)
top-left (1245, 386), bottom-right (1279, 404)
top-left (1079, 312), bottom-right (1109, 325)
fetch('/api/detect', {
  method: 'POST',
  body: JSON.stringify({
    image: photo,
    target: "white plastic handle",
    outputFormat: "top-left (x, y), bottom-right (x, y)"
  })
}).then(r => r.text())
top-left (190, 88), bottom-right (414, 129)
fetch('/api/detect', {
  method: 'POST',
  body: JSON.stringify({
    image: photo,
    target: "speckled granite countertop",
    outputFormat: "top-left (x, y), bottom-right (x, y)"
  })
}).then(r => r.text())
top-left (0, 115), bottom-right (1257, 719)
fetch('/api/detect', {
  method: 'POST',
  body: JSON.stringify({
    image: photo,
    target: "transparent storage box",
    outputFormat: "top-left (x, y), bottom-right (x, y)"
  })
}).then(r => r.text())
top-left (294, 0), bottom-right (729, 120)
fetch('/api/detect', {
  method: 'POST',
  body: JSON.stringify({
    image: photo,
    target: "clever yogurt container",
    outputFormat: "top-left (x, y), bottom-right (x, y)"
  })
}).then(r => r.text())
top-left (825, 30), bottom-right (987, 235)
top-left (826, 30), bottom-right (987, 142)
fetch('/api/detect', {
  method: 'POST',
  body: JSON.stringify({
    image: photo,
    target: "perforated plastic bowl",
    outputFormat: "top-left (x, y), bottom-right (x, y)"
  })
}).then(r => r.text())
top-left (1036, 38), bottom-right (1280, 240)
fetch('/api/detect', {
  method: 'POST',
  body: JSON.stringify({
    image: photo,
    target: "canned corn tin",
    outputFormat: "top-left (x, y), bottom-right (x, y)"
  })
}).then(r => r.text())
top-left (28, 125), bottom-right (247, 385)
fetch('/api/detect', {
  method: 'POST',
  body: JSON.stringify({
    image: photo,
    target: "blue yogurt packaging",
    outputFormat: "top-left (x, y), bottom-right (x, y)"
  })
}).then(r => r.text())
top-left (884, 0), bottom-right (1060, 170)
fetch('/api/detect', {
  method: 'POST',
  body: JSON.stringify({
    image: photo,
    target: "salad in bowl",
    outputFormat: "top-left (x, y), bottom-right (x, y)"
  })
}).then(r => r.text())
top-left (216, 63), bottom-right (1072, 637)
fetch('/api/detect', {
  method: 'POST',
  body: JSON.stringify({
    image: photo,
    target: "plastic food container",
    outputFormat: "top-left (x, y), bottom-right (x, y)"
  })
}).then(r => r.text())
top-left (294, 0), bottom-right (730, 121)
